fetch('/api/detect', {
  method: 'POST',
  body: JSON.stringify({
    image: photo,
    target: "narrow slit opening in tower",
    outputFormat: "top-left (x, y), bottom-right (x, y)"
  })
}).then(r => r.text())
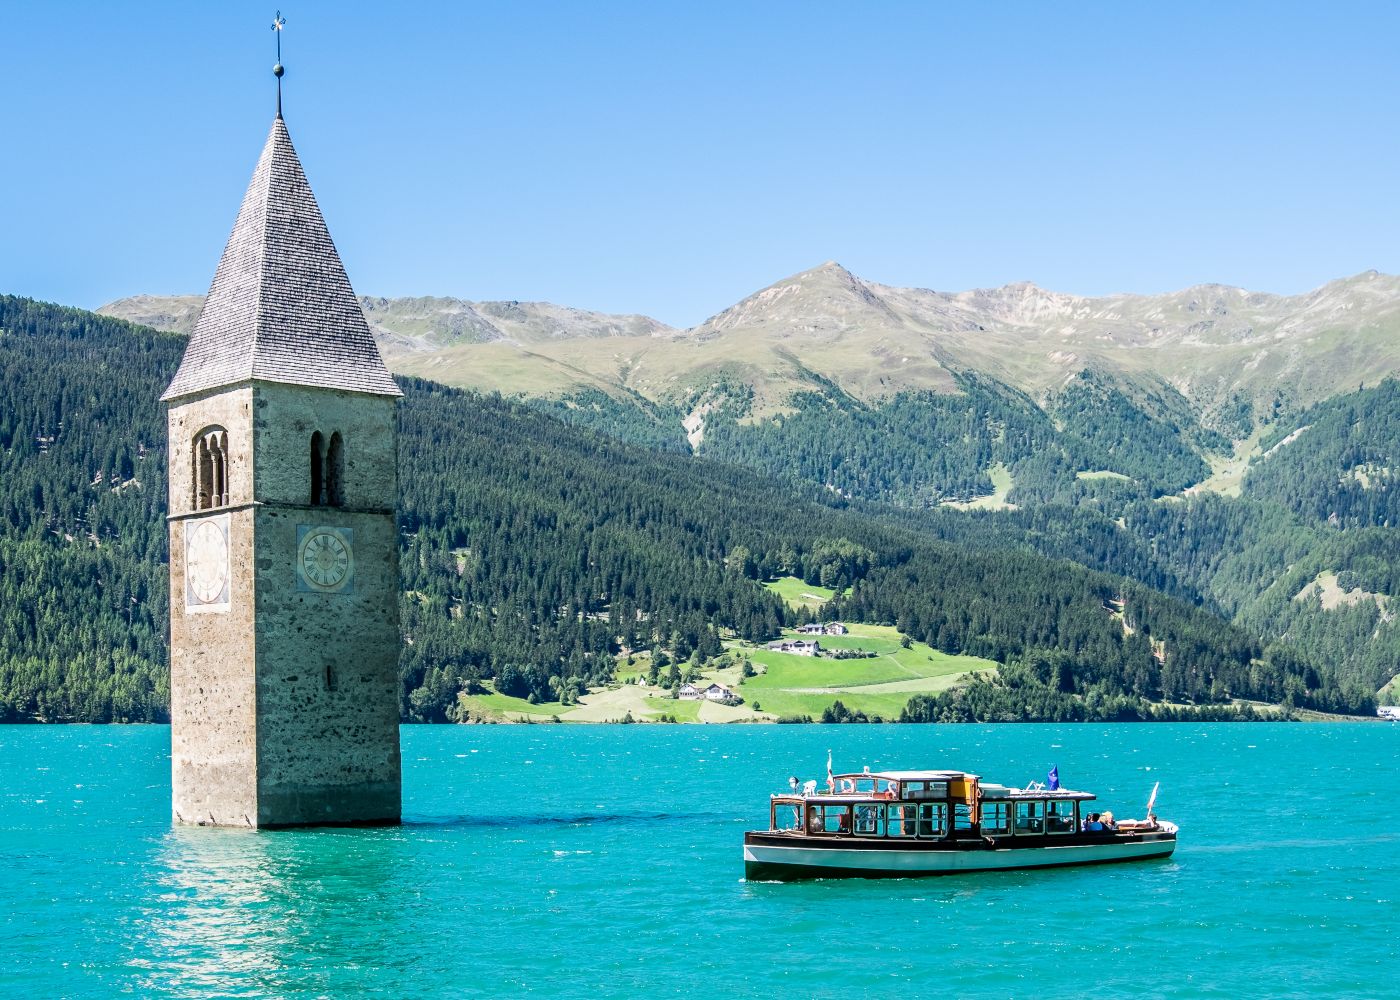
top-left (327, 432), bottom-right (345, 507)
top-left (311, 431), bottom-right (325, 506)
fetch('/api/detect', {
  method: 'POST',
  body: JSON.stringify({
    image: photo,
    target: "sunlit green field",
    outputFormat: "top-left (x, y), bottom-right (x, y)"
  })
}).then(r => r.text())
top-left (736, 624), bottom-right (997, 719)
top-left (459, 622), bottom-right (998, 723)
top-left (762, 575), bottom-right (835, 610)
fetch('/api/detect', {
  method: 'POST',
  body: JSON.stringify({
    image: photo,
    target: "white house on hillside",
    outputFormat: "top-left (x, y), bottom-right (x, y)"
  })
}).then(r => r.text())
top-left (703, 683), bottom-right (738, 703)
top-left (767, 639), bottom-right (821, 656)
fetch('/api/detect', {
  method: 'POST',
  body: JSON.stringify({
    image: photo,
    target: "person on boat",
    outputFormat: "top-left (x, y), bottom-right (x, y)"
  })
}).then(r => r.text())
top-left (1100, 810), bottom-right (1116, 830)
top-left (1084, 812), bottom-right (1105, 832)
top-left (1115, 813), bottom-right (1159, 832)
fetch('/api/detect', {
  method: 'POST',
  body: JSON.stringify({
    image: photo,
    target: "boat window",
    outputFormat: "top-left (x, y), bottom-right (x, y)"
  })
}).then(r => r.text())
top-left (918, 803), bottom-right (947, 838)
top-left (776, 803), bottom-right (803, 832)
top-left (981, 802), bottom-right (1009, 836)
top-left (1046, 800), bottom-right (1077, 834)
top-left (816, 805), bottom-right (853, 835)
top-left (953, 803), bottom-right (976, 831)
top-left (1015, 801), bottom-right (1045, 834)
top-left (905, 780), bottom-right (947, 800)
top-left (886, 804), bottom-right (918, 838)
top-left (853, 804), bottom-right (881, 836)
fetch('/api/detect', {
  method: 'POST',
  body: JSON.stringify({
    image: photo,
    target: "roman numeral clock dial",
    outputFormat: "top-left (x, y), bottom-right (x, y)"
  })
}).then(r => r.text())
top-left (296, 526), bottom-right (354, 593)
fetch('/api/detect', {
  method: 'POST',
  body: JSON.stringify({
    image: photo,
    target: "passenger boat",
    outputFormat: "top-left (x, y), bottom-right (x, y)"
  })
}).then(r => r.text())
top-left (743, 766), bottom-right (1177, 880)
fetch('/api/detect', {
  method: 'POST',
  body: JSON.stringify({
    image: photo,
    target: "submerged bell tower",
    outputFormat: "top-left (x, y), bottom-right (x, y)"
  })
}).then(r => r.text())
top-left (162, 43), bottom-right (402, 827)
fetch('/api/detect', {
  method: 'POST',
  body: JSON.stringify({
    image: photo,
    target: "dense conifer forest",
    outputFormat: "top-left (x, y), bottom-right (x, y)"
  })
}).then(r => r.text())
top-left (0, 296), bottom-right (1384, 722)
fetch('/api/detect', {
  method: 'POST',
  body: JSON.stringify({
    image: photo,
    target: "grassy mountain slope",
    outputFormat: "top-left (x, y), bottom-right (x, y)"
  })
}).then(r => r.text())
top-left (105, 264), bottom-right (1400, 426)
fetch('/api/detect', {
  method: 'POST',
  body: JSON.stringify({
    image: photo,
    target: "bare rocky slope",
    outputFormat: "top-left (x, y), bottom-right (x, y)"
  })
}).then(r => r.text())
top-left (101, 263), bottom-right (1400, 421)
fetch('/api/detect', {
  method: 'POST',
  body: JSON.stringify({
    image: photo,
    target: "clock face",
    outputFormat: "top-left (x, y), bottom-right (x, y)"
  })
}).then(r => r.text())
top-left (185, 516), bottom-right (230, 611)
top-left (297, 526), bottom-right (354, 594)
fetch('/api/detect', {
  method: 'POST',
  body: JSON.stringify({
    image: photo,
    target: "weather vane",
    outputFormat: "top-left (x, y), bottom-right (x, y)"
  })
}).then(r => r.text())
top-left (272, 11), bottom-right (287, 118)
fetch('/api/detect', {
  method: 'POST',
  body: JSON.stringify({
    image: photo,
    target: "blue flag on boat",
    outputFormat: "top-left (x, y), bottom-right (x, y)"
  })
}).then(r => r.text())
top-left (1048, 765), bottom-right (1060, 791)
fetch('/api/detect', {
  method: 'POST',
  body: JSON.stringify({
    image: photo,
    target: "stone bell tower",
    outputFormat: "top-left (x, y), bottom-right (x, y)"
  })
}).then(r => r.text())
top-left (162, 107), bottom-right (402, 827)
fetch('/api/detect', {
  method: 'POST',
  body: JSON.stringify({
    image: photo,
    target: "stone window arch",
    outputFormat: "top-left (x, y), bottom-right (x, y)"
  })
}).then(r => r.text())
top-left (310, 431), bottom-right (346, 507)
top-left (192, 426), bottom-right (228, 511)
top-left (310, 431), bottom-right (325, 505)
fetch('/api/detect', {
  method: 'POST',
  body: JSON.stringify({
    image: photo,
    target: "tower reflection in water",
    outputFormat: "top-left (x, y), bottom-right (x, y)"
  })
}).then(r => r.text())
top-left (136, 824), bottom-right (408, 996)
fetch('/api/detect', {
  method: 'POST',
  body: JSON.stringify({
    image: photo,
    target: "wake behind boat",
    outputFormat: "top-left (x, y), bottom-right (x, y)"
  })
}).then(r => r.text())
top-left (743, 761), bottom-right (1177, 881)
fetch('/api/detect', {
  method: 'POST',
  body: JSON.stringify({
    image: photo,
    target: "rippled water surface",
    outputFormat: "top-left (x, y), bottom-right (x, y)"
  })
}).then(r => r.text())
top-left (2, 723), bottom-right (1397, 997)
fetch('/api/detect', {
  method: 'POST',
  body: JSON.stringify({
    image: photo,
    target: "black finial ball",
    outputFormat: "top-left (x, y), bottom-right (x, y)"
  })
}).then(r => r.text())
top-left (273, 63), bottom-right (285, 78)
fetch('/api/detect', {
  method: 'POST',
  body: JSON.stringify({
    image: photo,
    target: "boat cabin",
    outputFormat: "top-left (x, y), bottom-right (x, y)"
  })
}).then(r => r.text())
top-left (768, 770), bottom-right (1097, 843)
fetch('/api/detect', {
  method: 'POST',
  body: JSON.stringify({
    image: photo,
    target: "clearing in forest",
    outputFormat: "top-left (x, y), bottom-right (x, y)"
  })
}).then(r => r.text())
top-left (456, 623), bottom-right (998, 723)
top-left (763, 575), bottom-right (835, 610)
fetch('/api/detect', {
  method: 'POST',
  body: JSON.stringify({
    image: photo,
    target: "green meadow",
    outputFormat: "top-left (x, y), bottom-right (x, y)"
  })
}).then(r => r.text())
top-left (458, 622), bottom-right (998, 723)
top-left (762, 576), bottom-right (835, 610)
top-left (737, 624), bottom-right (997, 719)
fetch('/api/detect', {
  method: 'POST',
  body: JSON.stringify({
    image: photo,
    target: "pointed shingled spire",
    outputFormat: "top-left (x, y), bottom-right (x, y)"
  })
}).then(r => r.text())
top-left (162, 118), bottom-right (402, 401)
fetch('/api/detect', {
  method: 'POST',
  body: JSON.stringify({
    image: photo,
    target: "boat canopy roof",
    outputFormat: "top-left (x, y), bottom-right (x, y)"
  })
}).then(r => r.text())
top-left (986, 784), bottom-right (1096, 801)
top-left (836, 770), bottom-right (973, 782)
top-left (815, 772), bottom-right (1097, 801)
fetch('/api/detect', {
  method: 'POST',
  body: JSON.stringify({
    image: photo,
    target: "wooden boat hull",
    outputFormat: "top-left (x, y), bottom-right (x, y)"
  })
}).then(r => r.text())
top-left (743, 826), bottom-right (1177, 881)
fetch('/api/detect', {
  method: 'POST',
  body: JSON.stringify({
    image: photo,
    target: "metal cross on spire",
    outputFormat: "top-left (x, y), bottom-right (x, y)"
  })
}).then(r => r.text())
top-left (272, 11), bottom-right (287, 118)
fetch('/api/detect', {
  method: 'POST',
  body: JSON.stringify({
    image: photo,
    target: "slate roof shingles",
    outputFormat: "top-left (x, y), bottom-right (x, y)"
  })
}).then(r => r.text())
top-left (162, 117), bottom-right (402, 401)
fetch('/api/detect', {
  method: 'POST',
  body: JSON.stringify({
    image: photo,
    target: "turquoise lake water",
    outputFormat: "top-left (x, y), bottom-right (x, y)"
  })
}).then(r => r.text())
top-left (2, 723), bottom-right (1397, 998)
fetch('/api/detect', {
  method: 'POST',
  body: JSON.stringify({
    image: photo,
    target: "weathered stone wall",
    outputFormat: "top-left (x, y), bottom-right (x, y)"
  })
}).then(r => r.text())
top-left (252, 507), bottom-right (401, 826)
top-left (253, 383), bottom-right (397, 511)
top-left (251, 381), bottom-right (401, 826)
top-left (167, 388), bottom-right (259, 826)
top-left (167, 380), bottom-right (402, 828)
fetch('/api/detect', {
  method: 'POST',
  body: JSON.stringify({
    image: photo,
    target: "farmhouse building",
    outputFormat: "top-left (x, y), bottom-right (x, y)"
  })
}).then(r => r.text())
top-left (703, 683), bottom-right (739, 703)
top-left (767, 639), bottom-right (821, 656)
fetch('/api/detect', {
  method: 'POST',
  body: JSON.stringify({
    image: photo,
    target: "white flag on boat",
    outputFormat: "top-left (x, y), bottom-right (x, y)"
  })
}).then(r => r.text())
top-left (1146, 781), bottom-right (1160, 816)
top-left (826, 749), bottom-right (834, 792)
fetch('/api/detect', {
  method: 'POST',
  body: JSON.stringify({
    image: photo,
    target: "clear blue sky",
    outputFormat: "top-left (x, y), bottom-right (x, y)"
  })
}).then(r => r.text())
top-left (5, 1), bottom-right (1400, 327)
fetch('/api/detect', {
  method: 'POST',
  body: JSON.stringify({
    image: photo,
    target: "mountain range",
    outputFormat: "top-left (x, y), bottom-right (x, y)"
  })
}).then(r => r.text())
top-left (102, 263), bottom-right (1400, 427)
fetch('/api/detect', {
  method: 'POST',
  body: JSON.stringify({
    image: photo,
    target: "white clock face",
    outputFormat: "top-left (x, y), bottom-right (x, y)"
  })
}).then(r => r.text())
top-left (298, 527), bottom-right (353, 593)
top-left (186, 516), bottom-right (230, 609)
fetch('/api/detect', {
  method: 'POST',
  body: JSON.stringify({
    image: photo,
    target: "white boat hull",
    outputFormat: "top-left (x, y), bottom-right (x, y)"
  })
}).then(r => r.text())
top-left (743, 826), bottom-right (1177, 880)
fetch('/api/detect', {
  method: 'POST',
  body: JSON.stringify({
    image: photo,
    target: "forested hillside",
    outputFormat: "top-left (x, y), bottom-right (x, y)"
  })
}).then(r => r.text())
top-left (0, 296), bottom-right (1372, 723)
top-left (0, 299), bottom-right (172, 721)
top-left (539, 363), bottom-right (1400, 699)
top-left (1245, 379), bottom-right (1400, 529)
top-left (539, 368), bottom-right (1221, 510)
top-left (1118, 380), bottom-right (1400, 693)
